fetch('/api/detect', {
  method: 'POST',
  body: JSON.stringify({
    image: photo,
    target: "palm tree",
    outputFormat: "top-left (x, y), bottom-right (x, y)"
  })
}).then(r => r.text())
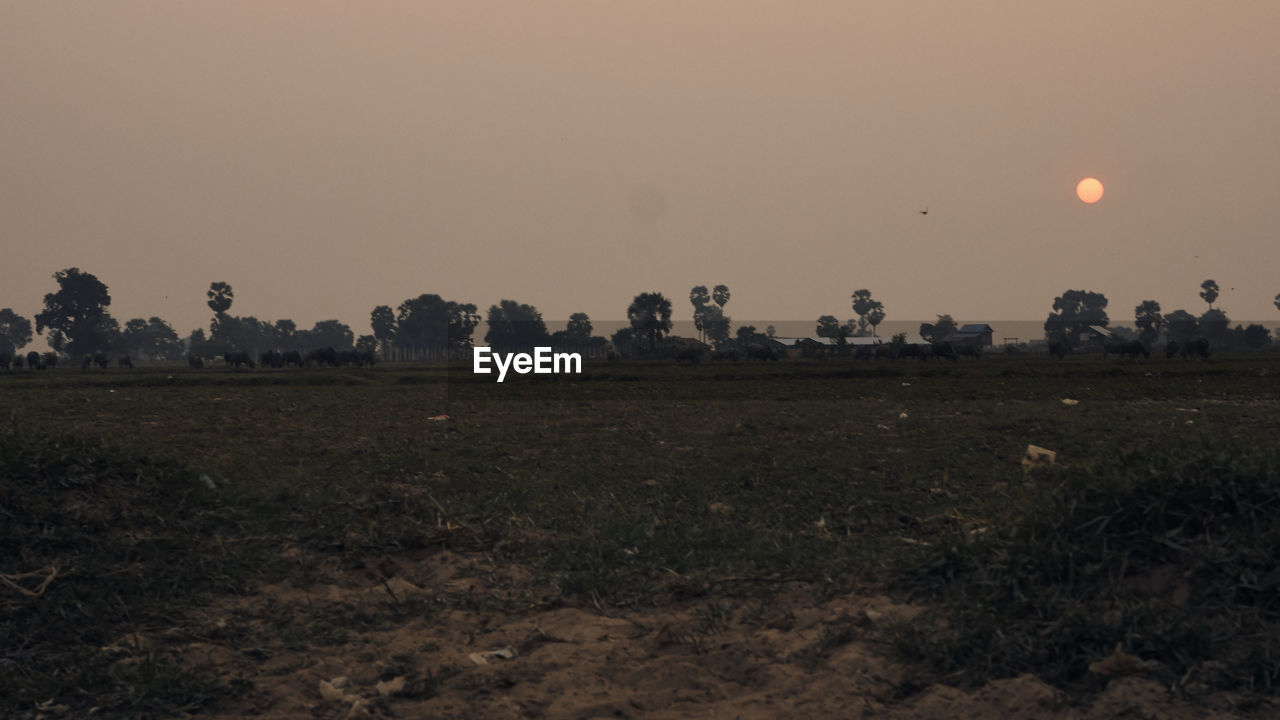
top-left (627, 292), bottom-right (673, 353)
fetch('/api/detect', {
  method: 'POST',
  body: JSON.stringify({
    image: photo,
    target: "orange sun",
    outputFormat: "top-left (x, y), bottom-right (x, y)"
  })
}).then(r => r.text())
top-left (1076, 177), bottom-right (1104, 203)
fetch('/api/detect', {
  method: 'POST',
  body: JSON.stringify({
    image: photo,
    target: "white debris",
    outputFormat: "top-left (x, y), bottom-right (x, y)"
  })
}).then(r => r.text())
top-left (1061, 398), bottom-right (1079, 406)
top-left (1022, 445), bottom-right (1056, 470)
top-left (898, 412), bottom-right (909, 420)
top-left (469, 646), bottom-right (517, 666)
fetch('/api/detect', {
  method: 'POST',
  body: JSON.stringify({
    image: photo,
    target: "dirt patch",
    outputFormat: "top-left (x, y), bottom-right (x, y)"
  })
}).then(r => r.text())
top-left (138, 550), bottom-right (1271, 719)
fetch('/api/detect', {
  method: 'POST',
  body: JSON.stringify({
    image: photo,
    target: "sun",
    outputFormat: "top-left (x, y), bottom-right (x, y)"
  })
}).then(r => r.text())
top-left (1076, 177), bottom-right (1104, 204)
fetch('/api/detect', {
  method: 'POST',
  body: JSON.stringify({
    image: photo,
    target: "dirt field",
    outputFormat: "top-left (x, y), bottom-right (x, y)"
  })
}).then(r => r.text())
top-left (4, 354), bottom-right (1280, 718)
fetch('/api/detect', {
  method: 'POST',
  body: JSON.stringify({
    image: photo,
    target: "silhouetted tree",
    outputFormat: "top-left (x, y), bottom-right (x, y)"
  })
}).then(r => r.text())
top-left (355, 335), bottom-right (378, 355)
top-left (712, 285), bottom-right (730, 310)
top-left (628, 292), bottom-right (673, 353)
top-left (35, 268), bottom-right (116, 355)
top-left (1242, 324), bottom-right (1272, 349)
top-left (610, 327), bottom-right (642, 356)
top-left (207, 281), bottom-right (234, 340)
top-left (395, 294), bottom-right (479, 354)
top-left (566, 313), bottom-right (592, 339)
top-left (690, 286), bottom-right (710, 341)
top-left (0, 308), bottom-right (33, 356)
top-left (1164, 309), bottom-right (1198, 345)
top-left (273, 319), bottom-right (297, 348)
top-left (1274, 293), bottom-right (1280, 313)
top-left (866, 304), bottom-right (886, 337)
top-left (307, 320), bottom-right (355, 351)
top-left (370, 305), bottom-right (396, 358)
top-left (185, 328), bottom-right (218, 359)
top-left (1043, 289), bottom-right (1108, 345)
top-left (698, 304), bottom-right (731, 346)
top-left (1199, 308), bottom-right (1229, 347)
top-left (1199, 279), bottom-right (1219, 310)
top-left (1133, 301), bottom-right (1164, 346)
top-left (816, 315), bottom-right (842, 339)
top-left (121, 317), bottom-right (184, 361)
top-left (485, 299), bottom-right (550, 352)
top-left (851, 290), bottom-right (884, 337)
top-left (919, 314), bottom-right (957, 343)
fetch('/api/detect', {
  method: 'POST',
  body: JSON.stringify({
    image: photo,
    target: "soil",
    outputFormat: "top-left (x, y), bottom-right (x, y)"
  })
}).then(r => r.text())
top-left (160, 549), bottom-right (1271, 720)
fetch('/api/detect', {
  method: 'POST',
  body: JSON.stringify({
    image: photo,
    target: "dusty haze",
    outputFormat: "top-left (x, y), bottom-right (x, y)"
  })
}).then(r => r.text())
top-left (3, 2), bottom-right (1279, 348)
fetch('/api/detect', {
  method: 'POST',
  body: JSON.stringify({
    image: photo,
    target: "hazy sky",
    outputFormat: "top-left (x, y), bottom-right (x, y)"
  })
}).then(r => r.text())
top-left (3, 2), bottom-right (1279, 345)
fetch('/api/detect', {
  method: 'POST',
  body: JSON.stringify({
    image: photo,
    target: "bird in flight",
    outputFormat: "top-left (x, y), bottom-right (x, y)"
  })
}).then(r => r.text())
top-left (919, 207), bottom-right (929, 215)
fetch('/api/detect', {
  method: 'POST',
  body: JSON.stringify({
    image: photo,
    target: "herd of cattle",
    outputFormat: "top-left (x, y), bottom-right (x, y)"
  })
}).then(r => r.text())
top-left (0, 347), bottom-right (377, 371)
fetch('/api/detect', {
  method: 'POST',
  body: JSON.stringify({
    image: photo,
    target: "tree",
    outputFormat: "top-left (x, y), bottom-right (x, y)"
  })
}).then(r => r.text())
top-left (1275, 293), bottom-right (1280, 313)
top-left (185, 328), bottom-right (218, 359)
top-left (627, 292), bottom-right (673, 353)
top-left (816, 315), bottom-right (842, 339)
top-left (35, 268), bottom-right (116, 356)
top-left (207, 282), bottom-right (234, 340)
top-left (120, 317), bottom-right (184, 360)
top-left (485, 300), bottom-right (550, 352)
top-left (712, 285), bottom-right (730, 310)
top-left (370, 305), bottom-right (396, 358)
top-left (851, 289), bottom-right (884, 336)
top-left (1133, 301), bottom-right (1164, 346)
top-left (394, 294), bottom-right (479, 353)
top-left (865, 304), bottom-right (886, 337)
top-left (1199, 279), bottom-right (1219, 310)
top-left (312, 320), bottom-right (355, 351)
top-left (0, 308), bottom-right (33, 356)
top-left (1242, 324), bottom-right (1272, 350)
top-left (566, 313), bottom-right (592, 339)
top-left (355, 334), bottom-right (378, 354)
top-left (1164, 309), bottom-right (1198, 345)
top-left (1043, 289), bottom-right (1109, 345)
top-left (274, 319), bottom-right (297, 348)
top-left (919, 314), bottom-right (957, 343)
top-left (1199, 308), bottom-right (1229, 347)
top-left (698, 304), bottom-right (731, 346)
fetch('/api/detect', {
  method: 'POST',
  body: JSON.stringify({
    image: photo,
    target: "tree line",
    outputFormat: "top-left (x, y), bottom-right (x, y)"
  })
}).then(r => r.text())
top-left (2, 269), bottom-right (1278, 363)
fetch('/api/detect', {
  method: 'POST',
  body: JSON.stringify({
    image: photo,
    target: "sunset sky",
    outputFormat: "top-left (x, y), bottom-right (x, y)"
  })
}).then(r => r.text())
top-left (3, 2), bottom-right (1279, 345)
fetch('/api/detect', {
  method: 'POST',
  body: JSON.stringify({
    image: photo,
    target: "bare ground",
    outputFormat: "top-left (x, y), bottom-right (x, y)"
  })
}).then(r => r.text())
top-left (143, 549), bottom-right (1273, 720)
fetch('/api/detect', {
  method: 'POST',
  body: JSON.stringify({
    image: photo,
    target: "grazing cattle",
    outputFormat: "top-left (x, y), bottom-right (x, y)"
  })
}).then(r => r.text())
top-left (893, 344), bottom-right (925, 360)
top-left (13, 355), bottom-right (24, 370)
top-left (42, 352), bottom-right (58, 369)
top-left (27, 351), bottom-right (42, 370)
top-left (337, 349), bottom-right (363, 366)
top-left (118, 356), bottom-right (134, 369)
top-left (929, 341), bottom-right (958, 361)
top-left (953, 343), bottom-right (982, 359)
top-left (1048, 341), bottom-right (1070, 360)
top-left (259, 350), bottom-right (284, 368)
top-left (1105, 340), bottom-right (1148, 360)
top-left (283, 350), bottom-right (304, 367)
top-left (1165, 341), bottom-right (1180, 359)
top-left (1181, 338), bottom-right (1211, 359)
top-left (746, 344), bottom-right (778, 361)
top-left (93, 353), bottom-right (110, 369)
top-left (305, 347), bottom-right (339, 367)
top-left (675, 347), bottom-right (702, 364)
top-left (224, 350), bottom-right (255, 368)
top-left (358, 349), bottom-right (376, 366)
top-left (188, 355), bottom-right (204, 369)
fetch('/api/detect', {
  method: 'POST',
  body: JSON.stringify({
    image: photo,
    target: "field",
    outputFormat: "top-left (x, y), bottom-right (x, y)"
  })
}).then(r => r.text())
top-left (4, 353), bottom-right (1280, 719)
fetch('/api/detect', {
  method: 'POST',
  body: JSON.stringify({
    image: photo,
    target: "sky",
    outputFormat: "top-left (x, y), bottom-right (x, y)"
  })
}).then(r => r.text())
top-left (3, 2), bottom-right (1279, 348)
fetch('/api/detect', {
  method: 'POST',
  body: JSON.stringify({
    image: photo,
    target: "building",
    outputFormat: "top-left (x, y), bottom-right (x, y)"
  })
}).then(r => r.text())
top-left (948, 324), bottom-right (995, 347)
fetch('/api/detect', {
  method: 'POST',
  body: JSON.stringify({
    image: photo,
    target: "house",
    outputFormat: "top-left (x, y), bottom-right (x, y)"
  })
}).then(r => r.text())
top-left (948, 324), bottom-right (994, 347)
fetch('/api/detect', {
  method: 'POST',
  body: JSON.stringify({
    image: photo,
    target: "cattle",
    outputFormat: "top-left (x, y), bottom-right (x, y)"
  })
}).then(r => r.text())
top-left (224, 350), bottom-right (255, 369)
top-left (1181, 338), bottom-right (1211, 359)
top-left (929, 341), bottom-right (958, 361)
top-left (42, 352), bottom-right (58, 369)
top-left (1105, 340), bottom-right (1148, 360)
top-left (188, 355), bottom-right (204, 369)
top-left (893, 344), bottom-right (926, 360)
top-left (305, 347), bottom-right (339, 367)
top-left (283, 350), bottom-right (304, 368)
top-left (337, 349), bottom-right (363, 366)
top-left (118, 356), bottom-right (134, 369)
top-left (358, 349), bottom-right (376, 366)
top-left (13, 355), bottom-right (23, 370)
top-left (259, 350), bottom-right (284, 368)
top-left (746, 344), bottom-right (778, 361)
top-left (1165, 341), bottom-right (1180, 359)
top-left (26, 351), bottom-right (42, 370)
top-left (675, 347), bottom-right (702, 364)
top-left (94, 353), bottom-right (110, 369)
top-left (953, 343), bottom-right (982, 359)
